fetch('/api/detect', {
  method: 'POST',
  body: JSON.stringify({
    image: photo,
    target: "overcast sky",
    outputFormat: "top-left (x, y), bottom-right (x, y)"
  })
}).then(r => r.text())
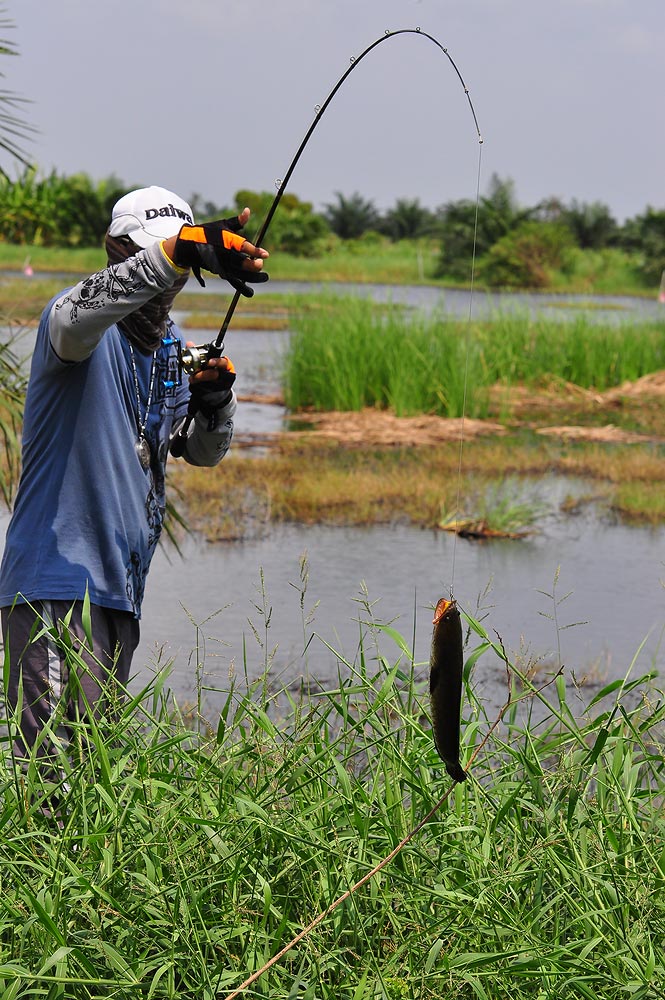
top-left (6, 0), bottom-right (664, 225)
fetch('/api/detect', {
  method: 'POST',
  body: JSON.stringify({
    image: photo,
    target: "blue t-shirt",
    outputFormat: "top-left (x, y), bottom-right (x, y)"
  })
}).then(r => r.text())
top-left (0, 302), bottom-right (190, 618)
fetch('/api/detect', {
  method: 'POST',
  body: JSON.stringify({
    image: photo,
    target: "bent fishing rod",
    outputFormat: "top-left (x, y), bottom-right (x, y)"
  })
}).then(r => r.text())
top-left (177, 26), bottom-right (482, 375)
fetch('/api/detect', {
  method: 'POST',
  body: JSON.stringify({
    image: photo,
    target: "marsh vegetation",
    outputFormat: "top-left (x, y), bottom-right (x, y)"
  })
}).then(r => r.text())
top-left (1, 604), bottom-right (663, 999)
top-left (3, 267), bottom-right (665, 536)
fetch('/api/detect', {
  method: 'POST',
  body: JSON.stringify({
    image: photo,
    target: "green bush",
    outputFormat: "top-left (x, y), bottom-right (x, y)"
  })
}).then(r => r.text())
top-left (477, 221), bottom-right (575, 289)
top-left (231, 188), bottom-right (330, 257)
top-left (620, 207), bottom-right (665, 286)
top-left (0, 168), bottom-right (125, 247)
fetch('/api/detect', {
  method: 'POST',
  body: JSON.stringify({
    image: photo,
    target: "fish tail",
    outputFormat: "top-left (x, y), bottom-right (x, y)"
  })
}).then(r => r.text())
top-left (444, 760), bottom-right (467, 783)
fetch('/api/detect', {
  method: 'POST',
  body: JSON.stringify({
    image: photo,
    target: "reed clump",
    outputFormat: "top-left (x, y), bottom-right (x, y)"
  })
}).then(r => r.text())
top-left (1, 603), bottom-right (663, 999)
top-left (283, 297), bottom-right (665, 417)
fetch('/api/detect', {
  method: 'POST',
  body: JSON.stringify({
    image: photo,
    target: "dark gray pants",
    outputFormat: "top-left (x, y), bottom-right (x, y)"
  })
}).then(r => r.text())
top-left (1, 599), bottom-right (140, 760)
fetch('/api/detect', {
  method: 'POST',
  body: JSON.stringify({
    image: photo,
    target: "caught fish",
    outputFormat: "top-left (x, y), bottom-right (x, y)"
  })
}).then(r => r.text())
top-left (429, 597), bottom-right (466, 782)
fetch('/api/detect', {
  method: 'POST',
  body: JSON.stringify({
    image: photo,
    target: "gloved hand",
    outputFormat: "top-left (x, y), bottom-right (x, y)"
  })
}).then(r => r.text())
top-left (174, 216), bottom-right (269, 296)
top-left (188, 356), bottom-right (236, 431)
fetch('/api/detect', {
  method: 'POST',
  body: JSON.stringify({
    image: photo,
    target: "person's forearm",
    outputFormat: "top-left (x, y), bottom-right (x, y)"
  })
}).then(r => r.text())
top-left (182, 394), bottom-right (237, 467)
top-left (49, 242), bottom-right (187, 362)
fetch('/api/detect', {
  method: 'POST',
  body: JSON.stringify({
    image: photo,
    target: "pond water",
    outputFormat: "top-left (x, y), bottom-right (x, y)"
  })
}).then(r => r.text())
top-left (133, 508), bottom-right (665, 719)
top-left (194, 277), bottom-right (665, 326)
top-left (2, 283), bottom-right (664, 721)
top-left (1, 494), bottom-right (662, 721)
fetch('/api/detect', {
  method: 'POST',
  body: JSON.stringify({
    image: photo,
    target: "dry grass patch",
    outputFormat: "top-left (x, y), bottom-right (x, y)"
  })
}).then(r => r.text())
top-left (552, 440), bottom-right (665, 482)
top-left (180, 312), bottom-right (290, 331)
top-left (288, 409), bottom-right (506, 447)
top-left (170, 441), bottom-right (467, 539)
top-left (168, 425), bottom-right (665, 540)
top-left (536, 424), bottom-right (658, 445)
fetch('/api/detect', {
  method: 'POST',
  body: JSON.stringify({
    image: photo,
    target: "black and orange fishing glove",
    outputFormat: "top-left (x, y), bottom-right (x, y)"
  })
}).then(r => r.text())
top-left (174, 217), bottom-right (269, 296)
top-left (188, 356), bottom-right (237, 431)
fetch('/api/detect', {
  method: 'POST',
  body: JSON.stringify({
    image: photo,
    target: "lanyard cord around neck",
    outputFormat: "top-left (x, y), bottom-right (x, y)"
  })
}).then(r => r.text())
top-left (128, 343), bottom-right (157, 440)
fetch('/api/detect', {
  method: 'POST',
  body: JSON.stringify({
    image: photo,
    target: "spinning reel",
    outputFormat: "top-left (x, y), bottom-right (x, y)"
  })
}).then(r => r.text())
top-left (178, 340), bottom-right (224, 377)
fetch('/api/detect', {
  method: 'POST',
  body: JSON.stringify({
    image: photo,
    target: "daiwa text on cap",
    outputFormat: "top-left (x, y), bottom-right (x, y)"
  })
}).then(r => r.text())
top-left (108, 186), bottom-right (194, 248)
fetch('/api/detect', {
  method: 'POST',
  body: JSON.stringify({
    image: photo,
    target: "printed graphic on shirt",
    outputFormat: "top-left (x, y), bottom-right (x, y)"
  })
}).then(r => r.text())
top-left (126, 551), bottom-right (147, 616)
top-left (125, 489), bottom-right (162, 614)
top-left (54, 257), bottom-right (148, 324)
top-left (145, 483), bottom-right (163, 550)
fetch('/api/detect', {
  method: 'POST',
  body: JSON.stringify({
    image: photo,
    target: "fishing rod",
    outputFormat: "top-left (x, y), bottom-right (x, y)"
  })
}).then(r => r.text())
top-left (176, 26), bottom-right (483, 379)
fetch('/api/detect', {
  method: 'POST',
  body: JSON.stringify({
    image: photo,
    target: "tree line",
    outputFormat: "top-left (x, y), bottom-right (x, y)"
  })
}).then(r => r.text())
top-left (0, 7), bottom-right (663, 292)
top-left (1, 168), bottom-right (664, 288)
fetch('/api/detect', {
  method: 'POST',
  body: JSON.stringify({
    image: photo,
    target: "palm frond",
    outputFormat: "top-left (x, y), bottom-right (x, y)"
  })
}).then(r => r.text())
top-left (0, 7), bottom-right (36, 176)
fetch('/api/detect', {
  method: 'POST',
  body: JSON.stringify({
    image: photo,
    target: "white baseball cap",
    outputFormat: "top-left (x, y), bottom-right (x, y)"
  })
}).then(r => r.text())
top-left (108, 185), bottom-right (195, 248)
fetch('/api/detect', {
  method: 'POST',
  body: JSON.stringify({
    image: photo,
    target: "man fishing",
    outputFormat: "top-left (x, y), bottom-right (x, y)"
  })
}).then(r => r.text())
top-left (0, 185), bottom-right (269, 763)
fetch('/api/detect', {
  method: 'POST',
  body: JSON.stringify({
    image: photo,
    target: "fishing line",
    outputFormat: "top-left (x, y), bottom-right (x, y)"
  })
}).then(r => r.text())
top-left (449, 142), bottom-right (484, 592)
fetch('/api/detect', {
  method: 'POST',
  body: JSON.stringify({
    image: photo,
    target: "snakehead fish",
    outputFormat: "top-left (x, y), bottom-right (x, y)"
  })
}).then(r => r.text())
top-left (429, 597), bottom-right (466, 782)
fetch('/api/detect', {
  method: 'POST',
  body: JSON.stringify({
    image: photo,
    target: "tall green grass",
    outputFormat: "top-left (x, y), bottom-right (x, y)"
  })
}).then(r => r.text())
top-left (481, 310), bottom-right (665, 390)
top-left (284, 296), bottom-right (481, 418)
top-left (1, 597), bottom-right (663, 999)
top-left (283, 297), bottom-right (665, 417)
